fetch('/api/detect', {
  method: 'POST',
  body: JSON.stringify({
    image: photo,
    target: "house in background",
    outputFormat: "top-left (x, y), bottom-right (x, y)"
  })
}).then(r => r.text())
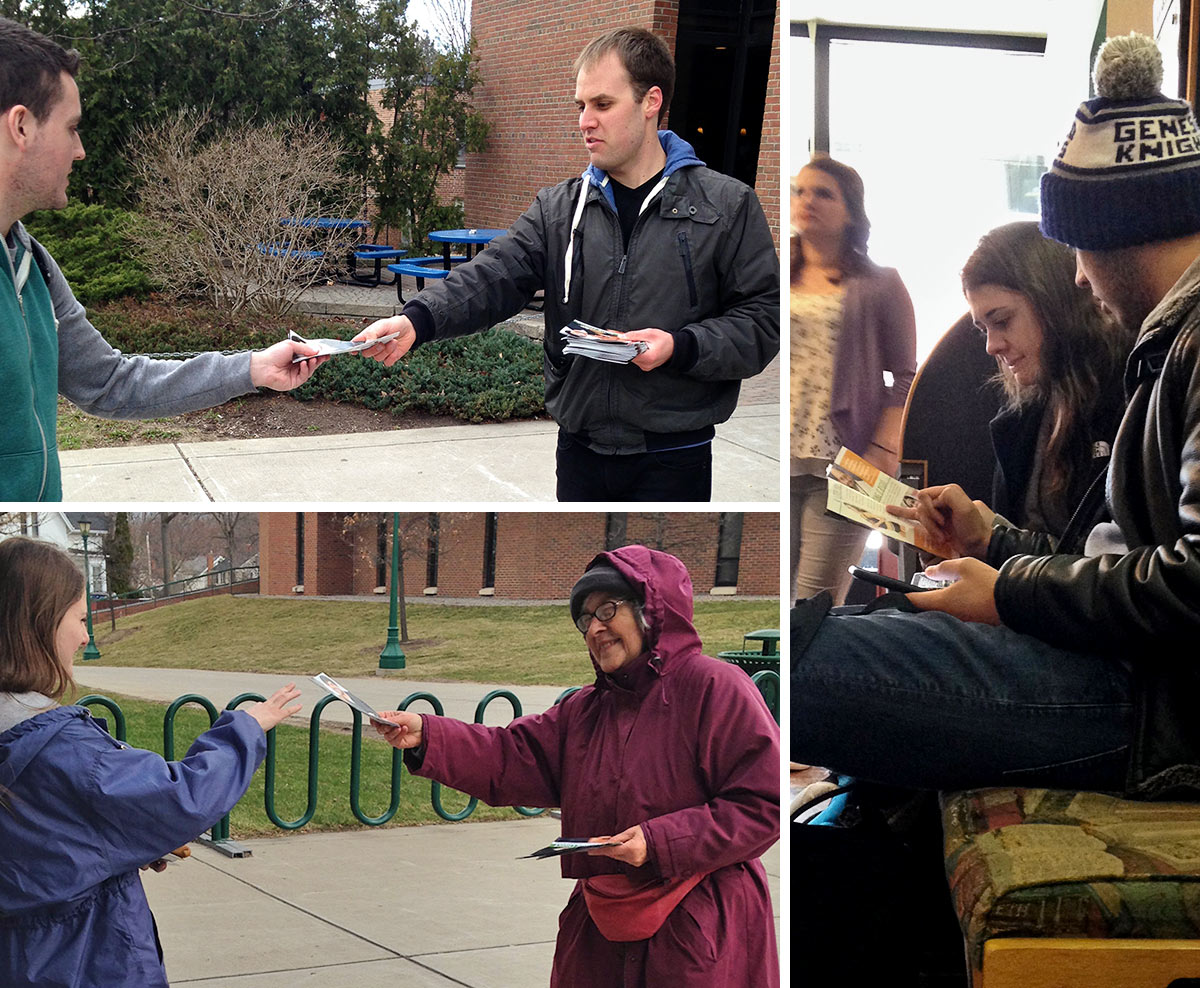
top-left (3, 512), bottom-right (109, 597)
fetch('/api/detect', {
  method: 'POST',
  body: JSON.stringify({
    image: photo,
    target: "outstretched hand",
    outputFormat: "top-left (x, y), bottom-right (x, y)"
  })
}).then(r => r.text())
top-left (908, 557), bottom-right (1002, 625)
top-left (372, 709), bottom-right (424, 749)
top-left (888, 484), bottom-right (994, 561)
top-left (244, 683), bottom-right (303, 733)
top-left (249, 340), bottom-right (329, 390)
top-left (353, 316), bottom-right (417, 367)
top-left (586, 824), bottom-right (648, 867)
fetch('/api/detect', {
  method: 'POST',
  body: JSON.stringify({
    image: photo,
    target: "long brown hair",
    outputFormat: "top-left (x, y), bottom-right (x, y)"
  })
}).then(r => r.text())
top-left (0, 538), bottom-right (84, 701)
top-left (961, 222), bottom-right (1135, 516)
top-left (791, 155), bottom-right (873, 282)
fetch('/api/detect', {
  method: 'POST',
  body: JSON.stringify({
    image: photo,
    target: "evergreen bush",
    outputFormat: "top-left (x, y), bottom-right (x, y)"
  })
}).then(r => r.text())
top-left (23, 205), bottom-right (153, 305)
top-left (87, 300), bottom-right (545, 422)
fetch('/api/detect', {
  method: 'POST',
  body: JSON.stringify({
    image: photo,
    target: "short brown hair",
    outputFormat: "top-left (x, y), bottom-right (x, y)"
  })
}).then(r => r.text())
top-left (0, 538), bottom-right (85, 700)
top-left (0, 17), bottom-right (80, 121)
top-left (575, 27), bottom-right (674, 125)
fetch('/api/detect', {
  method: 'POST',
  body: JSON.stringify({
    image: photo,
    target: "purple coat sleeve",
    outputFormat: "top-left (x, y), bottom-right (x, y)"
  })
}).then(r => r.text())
top-left (408, 707), bottom-right (566, 809)
top-left (637, 674), bottom-right (780, 880)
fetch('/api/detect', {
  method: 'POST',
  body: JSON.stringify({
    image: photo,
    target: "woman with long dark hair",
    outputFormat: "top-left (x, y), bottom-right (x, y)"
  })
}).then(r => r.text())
top-left (790, 155), bottom-right (917, 602)
top-left (961, 221), bottom-right (1134, 537)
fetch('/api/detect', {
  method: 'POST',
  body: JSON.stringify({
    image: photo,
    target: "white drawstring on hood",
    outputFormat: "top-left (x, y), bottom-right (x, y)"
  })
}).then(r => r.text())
top-left (562, 171), bottom-right (601, 304)
top-left (561, 171), bottom-right (670, 305)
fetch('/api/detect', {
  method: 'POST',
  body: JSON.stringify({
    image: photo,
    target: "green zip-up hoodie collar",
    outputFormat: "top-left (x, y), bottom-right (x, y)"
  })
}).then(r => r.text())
top-left (1, 224), bottom-right (61, 501)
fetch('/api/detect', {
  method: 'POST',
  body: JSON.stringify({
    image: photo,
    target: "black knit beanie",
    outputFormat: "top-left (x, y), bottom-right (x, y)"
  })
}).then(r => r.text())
top-left (568, 563), bottom-right (640, 626)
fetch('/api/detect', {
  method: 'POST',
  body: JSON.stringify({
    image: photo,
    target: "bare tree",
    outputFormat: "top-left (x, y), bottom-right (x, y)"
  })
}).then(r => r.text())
top-left (424, 0), bottom-right (471, 55)
top-left (129, 111), bottom-right (361, 317)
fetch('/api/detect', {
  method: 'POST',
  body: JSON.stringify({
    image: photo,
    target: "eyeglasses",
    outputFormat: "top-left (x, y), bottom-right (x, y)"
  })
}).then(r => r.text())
top-left (575, 599), bottom-right (628, 634)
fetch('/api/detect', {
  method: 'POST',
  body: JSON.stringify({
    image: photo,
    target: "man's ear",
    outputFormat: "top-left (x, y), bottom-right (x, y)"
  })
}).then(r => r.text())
top-left (643, 86), bottom-right (663, 124)
top-left (2, 104), bottom-right (33, 150)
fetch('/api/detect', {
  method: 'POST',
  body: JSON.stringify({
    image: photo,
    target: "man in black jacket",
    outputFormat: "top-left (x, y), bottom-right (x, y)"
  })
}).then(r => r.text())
top-left (355, 27), bottom-right (779, 501)
top-left (793, 33), bottom-right (1200, 799)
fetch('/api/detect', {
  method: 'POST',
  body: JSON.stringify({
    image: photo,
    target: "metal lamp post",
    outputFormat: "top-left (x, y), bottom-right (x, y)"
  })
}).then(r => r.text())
top-left (78, 519), bottom-right (101, 661)
top-left (379, 512), bottom-right (406, 670)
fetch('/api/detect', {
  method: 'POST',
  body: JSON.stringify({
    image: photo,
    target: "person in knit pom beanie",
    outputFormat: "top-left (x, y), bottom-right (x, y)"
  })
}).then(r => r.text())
top-left (794, 22), bottom-right (1200, 856)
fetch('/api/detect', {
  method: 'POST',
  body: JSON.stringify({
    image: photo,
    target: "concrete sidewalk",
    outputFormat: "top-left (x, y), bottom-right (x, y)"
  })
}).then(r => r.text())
top-left (58, 401), bottom-right (778, 502)
top-left (59, 292), bottom-right (782, 502)
top-left (73, 667), bottom-right (781, 986)
top-left (145, 819), bottom-right (780, 986)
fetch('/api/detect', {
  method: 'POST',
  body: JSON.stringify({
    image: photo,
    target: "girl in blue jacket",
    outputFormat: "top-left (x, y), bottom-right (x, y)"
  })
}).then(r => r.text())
top-left (0, 537), bottom-right (300, 988)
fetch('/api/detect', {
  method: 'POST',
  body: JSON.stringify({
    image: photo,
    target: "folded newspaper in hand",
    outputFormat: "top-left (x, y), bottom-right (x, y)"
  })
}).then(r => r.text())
top-left (520, 838), bottom-right (622, 860)
top-left (559, 320), bottom-right (648, 364)
top-left (310, 673), bottom-right (394, 727)
top-left (288, 329), bottom-right (401, 362)
top-left (824, 447), bottom-right (938, 553)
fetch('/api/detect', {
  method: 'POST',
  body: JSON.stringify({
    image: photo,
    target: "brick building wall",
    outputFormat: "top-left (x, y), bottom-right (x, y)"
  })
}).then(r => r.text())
top-left (754, 8), bottom-right (781, 243)
top-left (259, 512), bottom-right (297, 592)
top-left (464, 1), bottom-right (780, 247)
top-left (259, 512), bottom-right (779, 598)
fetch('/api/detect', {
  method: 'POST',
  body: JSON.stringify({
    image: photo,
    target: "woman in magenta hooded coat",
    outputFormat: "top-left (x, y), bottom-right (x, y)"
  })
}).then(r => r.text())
top-left (375, 545), bottom-right (781, 987)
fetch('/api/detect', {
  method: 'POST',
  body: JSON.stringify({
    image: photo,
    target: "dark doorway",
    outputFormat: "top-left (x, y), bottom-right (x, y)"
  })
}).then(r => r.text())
top-left (671, 0), bottom-right (775, 186)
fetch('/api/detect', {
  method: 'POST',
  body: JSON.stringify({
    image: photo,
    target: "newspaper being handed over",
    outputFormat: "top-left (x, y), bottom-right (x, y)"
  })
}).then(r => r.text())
top-left (559, 320), bottom-right (648, 364)
top-left (310, 673), bottom-right (395, 727)
top-left (520, 838), bottom-right (622, 860)
top-left (288, 329), bottom-right (401, 362)
top-left (824, 447), bottom-right (939, 554)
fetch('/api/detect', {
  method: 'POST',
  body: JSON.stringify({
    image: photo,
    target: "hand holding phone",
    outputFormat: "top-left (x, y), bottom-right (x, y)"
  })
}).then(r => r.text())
top-left (848, 565), bottom-right (936, 594)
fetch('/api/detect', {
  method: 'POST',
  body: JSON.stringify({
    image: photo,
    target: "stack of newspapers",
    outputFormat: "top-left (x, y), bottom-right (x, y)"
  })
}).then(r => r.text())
top-left (559, 320), bottom-right (648, 364)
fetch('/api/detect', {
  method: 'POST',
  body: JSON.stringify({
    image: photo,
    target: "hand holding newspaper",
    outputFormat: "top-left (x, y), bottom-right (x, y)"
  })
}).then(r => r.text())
top-left (287, 330), bottom-right (401, 362)
top-left (310, 673), bottom-right (395, 727)
top-left (559, 319), bottom-right (649, 364)
top-left (824, 447), bottom-right (939, 554)
top-left (521, 838), bottom-right (622, 860)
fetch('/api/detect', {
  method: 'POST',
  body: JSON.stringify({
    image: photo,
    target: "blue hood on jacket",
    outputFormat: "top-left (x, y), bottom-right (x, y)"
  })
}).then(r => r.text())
top-left (0, 705), bottom-right (89, 789)
top-left (583, 130), bottom-right (705, 211)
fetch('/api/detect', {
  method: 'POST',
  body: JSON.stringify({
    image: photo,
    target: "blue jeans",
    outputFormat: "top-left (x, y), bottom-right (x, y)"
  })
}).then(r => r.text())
top-left (792, 609), bottom-right (1135, 792)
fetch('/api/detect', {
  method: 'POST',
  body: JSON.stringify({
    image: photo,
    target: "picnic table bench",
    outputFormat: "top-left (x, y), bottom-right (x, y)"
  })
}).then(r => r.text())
top-left (349, 245), bottom-right (408, 287)
top-left (388, 255), bottom-right (468, 302)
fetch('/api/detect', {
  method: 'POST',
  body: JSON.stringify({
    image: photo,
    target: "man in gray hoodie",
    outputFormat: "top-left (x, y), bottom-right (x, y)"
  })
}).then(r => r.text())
top-left (0, 18), bottom-right (325, 501)
top-left (355, 27), bottom-right (780, 501)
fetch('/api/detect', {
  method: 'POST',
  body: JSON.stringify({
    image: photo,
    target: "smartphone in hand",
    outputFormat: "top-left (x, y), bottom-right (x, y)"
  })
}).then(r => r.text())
top-left (847, 565), bottom-right (936, 594)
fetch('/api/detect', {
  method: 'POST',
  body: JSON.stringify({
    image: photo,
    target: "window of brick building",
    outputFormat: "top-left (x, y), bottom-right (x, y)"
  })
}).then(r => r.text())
top-left (426, 513), bottom-right (440, 589)
top-left (376, 516), bottom-right (388, 588)
top-left (295, 513), bottom-right (305, 588)
top-left (482, 513), bottom-right (497, 591)
top-left (715, 512), bottom-right (744, 587)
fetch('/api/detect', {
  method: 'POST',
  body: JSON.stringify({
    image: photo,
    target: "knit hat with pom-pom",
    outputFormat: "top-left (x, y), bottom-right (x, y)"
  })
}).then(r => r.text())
top-left (1040, 33), bottom-right (1200, 250)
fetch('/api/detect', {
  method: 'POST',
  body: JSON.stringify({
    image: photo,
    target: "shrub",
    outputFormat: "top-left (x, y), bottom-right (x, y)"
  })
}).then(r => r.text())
top-left (87, 300), bottom-right (546, 422)
top-left (22, 205), bottom-right (153, 305)
top-left (128, 112), bottom-right (360, 318)
top-left (295, 329), bottom-right (546, 422)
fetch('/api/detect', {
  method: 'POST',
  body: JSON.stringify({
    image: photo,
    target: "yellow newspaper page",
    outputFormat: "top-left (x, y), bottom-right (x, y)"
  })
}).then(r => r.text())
top-left (825, 448), bottom-right (938, 554)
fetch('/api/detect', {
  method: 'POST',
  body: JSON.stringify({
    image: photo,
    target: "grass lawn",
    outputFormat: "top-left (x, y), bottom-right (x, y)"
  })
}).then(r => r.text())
top-left (89, 595), bottom-right (782, 686)
top-left (57, 397), bottom-right (186, 448)
top-left (73, 688), bottom-right (518, 839)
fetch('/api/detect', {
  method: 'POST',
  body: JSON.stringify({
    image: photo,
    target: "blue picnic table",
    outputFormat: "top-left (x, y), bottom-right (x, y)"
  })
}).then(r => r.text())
top-left (427, 228), bottom-right (507, 265)
top-left (280, 217), bottom-right (369, 234)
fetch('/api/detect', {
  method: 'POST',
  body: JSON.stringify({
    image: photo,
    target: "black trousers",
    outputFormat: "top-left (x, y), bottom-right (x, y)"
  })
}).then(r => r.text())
top-left (555, 433), bottom-right (712, 502)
